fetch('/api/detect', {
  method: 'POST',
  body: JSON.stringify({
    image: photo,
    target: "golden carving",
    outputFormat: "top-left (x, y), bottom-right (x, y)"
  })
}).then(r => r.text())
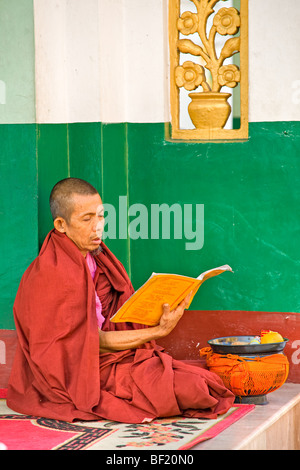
top-left (188, 92), bottom-right (231, 130)
top-left (175, 61), bottom-right (208, 91)
top-left (169, 0), bottom-right (248, 141)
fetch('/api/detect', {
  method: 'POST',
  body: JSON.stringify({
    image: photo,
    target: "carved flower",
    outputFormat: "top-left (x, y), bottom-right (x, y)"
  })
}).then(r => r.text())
top-left (175, 61), bottom-right (206, 91)
top-left (218, 64), bottom-right (240, 88)
top-left (213, 7), bottom-right (240, 36)
top-left (177, 11), bottom-right (198, 35)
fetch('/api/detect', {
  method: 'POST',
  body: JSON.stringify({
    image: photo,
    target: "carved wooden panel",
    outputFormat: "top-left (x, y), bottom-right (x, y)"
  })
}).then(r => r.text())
top-left (169, 0), bottom-right (248, 140)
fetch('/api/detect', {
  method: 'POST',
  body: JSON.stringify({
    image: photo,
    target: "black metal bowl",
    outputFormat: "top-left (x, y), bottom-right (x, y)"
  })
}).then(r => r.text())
top-left (208, 335), bottom-right (289, 355)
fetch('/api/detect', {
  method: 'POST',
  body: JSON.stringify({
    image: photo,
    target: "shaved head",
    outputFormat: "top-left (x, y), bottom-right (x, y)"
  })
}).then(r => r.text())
top-left (49, 178), bottom-right (99, 222)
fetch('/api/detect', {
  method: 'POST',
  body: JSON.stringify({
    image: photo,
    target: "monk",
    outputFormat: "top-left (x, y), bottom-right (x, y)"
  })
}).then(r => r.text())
top-left (7, 178), bottom-right (235, 423)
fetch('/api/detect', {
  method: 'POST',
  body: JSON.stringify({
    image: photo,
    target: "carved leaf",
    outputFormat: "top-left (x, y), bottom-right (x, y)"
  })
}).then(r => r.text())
top-left (220, 37), bottom-right (240, 60)
top-left (177, 39), bottom-right (204, 57)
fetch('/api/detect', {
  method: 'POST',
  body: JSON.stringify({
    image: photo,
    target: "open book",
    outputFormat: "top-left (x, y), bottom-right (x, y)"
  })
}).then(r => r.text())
top-left (110, 265), bottom-right (233, 326)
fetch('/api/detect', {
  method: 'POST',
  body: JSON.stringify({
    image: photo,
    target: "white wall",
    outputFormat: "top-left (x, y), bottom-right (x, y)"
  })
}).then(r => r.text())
top-left (33, 0), bottom-right (300, 124)
top-left (34, 0), bottom-right (101, 123)
top-left (248, 0), bottom-right (300, 122)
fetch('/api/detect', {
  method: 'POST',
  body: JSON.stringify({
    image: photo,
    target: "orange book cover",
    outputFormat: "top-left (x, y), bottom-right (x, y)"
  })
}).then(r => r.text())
top-left (111, 265), bottom-right (233, 326)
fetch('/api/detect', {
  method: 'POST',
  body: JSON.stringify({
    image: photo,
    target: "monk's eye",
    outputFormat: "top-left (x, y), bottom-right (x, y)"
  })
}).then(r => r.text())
top-left (82, 217), bottom-right (91, 222)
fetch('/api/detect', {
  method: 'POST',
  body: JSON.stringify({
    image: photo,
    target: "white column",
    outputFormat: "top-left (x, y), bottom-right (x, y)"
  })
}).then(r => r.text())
top-left (34, 0), bottom-right (169, 124)
top-left (249, 0), bottom-right (300, 122)
top-left (34, 0), bottom-right (101, 123)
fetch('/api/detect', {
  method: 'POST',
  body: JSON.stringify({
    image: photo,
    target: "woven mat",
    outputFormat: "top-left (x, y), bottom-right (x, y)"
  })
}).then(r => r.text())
top-left (0, 394), bottom-right (254, 450)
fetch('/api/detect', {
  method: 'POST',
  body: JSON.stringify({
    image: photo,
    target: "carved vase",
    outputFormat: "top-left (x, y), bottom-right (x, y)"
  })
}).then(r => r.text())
top-left (188, 92), bottom-right (231, 130)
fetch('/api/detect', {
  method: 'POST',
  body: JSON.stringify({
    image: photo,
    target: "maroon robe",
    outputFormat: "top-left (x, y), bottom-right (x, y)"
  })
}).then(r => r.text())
top-left (7, 230), bottom-right (235, 423)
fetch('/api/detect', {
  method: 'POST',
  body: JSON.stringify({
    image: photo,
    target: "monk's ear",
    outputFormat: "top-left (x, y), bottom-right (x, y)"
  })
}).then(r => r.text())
top-left (54, 217), bottom-right (67, 233)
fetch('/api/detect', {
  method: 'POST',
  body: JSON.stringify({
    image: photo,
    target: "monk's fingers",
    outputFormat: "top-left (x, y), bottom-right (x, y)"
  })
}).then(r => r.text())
top-left (162, 303), bottom-right (170, 314)
top-left (179, 291), bottom-right (193, 309)
top-left (185, 290), bottom-right (193, 303)
top-left (163, 290), bottom-right (192, 317)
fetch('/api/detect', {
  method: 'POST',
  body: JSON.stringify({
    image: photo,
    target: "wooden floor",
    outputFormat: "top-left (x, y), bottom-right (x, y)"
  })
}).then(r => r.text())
top-left (194, 383), bottom-right (300, 450)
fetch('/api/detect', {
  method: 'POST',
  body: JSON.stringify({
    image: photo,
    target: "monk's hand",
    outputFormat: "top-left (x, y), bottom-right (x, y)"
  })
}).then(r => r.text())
top-left (158, 291), bottom-right (193, 338)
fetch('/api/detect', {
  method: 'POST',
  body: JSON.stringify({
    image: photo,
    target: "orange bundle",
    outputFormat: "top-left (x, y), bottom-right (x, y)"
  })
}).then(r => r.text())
top-left (200, 347), bottom-right (289, 397)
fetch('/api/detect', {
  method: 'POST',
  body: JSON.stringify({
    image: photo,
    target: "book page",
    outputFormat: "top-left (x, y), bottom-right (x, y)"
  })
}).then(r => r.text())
top-left (111, 274), bottom-right (200, 326)
top-left (111, 265), bottom-right (232, 326)
top-left (197, 264), bottom-right (233, 281)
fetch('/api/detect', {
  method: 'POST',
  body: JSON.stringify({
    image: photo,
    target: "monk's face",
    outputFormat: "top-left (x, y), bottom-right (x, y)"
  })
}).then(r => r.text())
top-left (58, 193), bottom-right (105, 257)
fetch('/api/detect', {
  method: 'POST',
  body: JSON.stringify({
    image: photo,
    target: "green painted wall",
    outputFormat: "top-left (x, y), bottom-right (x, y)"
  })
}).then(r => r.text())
top-left (0, 0), bottom-right (37, 328)
top-left (0, 124), bottom-right (38, 328)
top-left (127, 121), bottom-right (300, 314)
top-left (1, 120), bottom-right (300, 328)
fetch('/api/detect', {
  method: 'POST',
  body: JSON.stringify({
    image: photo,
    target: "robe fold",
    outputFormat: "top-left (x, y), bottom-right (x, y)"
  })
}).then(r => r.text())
top-left (7, 230), bottom-right (235, 423)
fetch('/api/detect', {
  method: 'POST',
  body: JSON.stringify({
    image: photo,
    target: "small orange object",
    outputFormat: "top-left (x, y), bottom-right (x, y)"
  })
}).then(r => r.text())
top-left (260, 330), bottom-right (284, 344)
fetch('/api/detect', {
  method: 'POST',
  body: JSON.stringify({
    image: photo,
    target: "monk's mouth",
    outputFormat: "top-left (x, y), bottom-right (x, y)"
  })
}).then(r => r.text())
top-left (91, 238), bottom-right (101, 244)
